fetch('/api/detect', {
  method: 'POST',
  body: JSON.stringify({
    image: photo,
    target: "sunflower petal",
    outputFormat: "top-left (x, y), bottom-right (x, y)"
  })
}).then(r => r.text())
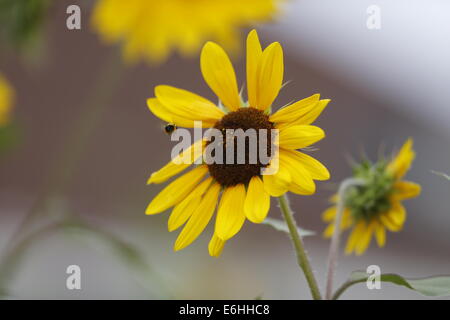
top-left (374, 222), bottom-right (386, 247)
top-left (147, 98), bottom-right (202, 128)
top-left (257, 42), bottom-right (284, 110)
top-left (145, 165), bottom-right (208, 215)
top-left (387, 138), bottom-right (415, 179)
top-left (270, 94), bottom-right (320, 123)
top-left (168, 177), bottom-right (213, 231)
top-left (200, 41), bottom-right (241, 111)
top-left (280, 149), bottom-right (316, 195)
top-left (323, 208), bottom-right (352, 238)
top-left (208, 233), bottom-right (226, 257)
top-left (282, 149), bottom-right (330, 181)
top-left (393, 181), bottom-right (421, 200)
top-left (215, 184), bottom-right (246, 240)
top-left (355, 221), bottom-right (374, 255)
top-left (379, 209), bottom-right (403, 232)
top-left (387, 201), bottom-right (407, 227)
top-left (174, 182), bottom-right (221, 251)
top-left (246, 29), bottom-right (263, 109)
top-left (345, 221), bottom-right (365, 255)
top-left (244, 176), bottom-right (270, 223)
top-left (276, 99), bottom-right (331, 130)
top-left (155, 85), bottom-right (224, 123)
top-left (278, 125), bottom-right (325, 149)
top-left (147, 139), bottom-right (205, 184)
top-left (262, 164), bottom-right (292, 197)
top-left (322, 206), bottom-right (337, 222)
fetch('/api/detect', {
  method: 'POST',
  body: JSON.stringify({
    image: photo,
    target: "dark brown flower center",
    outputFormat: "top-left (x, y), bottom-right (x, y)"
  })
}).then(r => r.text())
top-left (207, 107), bottom-right (274, 187)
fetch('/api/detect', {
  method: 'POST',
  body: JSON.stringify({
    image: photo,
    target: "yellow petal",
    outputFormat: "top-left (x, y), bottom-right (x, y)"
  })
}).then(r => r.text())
top-left (145, 165), bottom-right (208, 215)
top-left (244, 176), bottom-right (270, 223)
top-left (147, 139), bottom-right (205, 184)
top-left (257, 42), bottom-right (284, 110)
top-left (323, 224), bottom-right (335, 238)
top-left (174, 182), bottom-right (221, 251)
top-left (208, 233), bottom-right (226, 257)
top-left (200, 41), bottom-right (240, 111)
top-left (155, 85), bottom-right (224, 123)
top-left (329, 194), bottom-right (339, 203)
top-left (262, 164), bottom-right (292, 197)
top-left (280, 150), bottom-right (316, 195)
top-left (379, 201), bottom-right (406, 232)
top-left (215, 184), bottom-right (246, 240)
top-left (270, 94), bottom-right (320, 123)
top-left (345, 221), bottom-right (365, 255)
top-left (379, 212), bottom-right (402, 232)
top-left (282, 149), bottom-right (330, 181)
top-left (278, 125), bottom-right (325, 149)
top-left (387, 201), bottom-right (406, 227)
top-left (168, 177), bottom-right (213, 231)
top-left (147, 98), bottom-right (199, 128)
top-left (323, 209), bottom-right (352, 238)
top-left (322, 206), bottom-right (337, 222)
top-left (0, 74), bottom-right (14, 126)
top-left (275, 99), bottom-right (330, 130)
top-left (393, 181), bottom-right (421, 200)
top-left (387, 138), bottom-right (415, 179)
top-left (246, 29), bottom-right (263, 109)
top-left (355, 221), bottom-right (374, 255)
top-left (374, 222), bottom-right (386, 247)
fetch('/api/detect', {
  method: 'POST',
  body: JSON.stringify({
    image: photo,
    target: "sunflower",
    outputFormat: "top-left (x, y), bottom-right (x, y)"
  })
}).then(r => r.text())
top-left (146, 30), bottom-right (330, 257)
top-left (91, 0), bottom-right (281, 64)
top-left (323, 139), bottom-right (421, 255)
top-left (0, 73), bottom-right (14, 127)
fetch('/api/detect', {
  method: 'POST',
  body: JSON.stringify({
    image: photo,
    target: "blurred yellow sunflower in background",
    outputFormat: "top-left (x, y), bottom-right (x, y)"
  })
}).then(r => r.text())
top-left (323, 139), bottom-right (421, 255)
top-left (146, 30), bottom-right (330, 257)
top-left (0, 73), bottom-right (14, 127)
top-left (91, 0), bottom-right (281, 64)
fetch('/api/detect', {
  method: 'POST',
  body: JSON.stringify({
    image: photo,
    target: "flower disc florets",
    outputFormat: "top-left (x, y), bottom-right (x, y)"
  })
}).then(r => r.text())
top-left (207, 107), bottom-right (275, 187)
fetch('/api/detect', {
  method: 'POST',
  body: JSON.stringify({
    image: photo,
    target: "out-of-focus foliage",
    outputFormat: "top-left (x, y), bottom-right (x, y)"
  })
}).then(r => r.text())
top-left (334, 271), bottom-right (450, 299)
top-left (0, 74), bottom-right (18, 154)
top-left (0, 0), bottom-right (51, 50)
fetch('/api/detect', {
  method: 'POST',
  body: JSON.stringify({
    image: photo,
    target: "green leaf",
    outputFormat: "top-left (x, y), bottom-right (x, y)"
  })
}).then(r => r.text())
top-left (262, 217), bottom-right (315, 237)
top-left (432, 170), bottom-right (450, 181)
top-left (334, 270), bottom-right (450, 299)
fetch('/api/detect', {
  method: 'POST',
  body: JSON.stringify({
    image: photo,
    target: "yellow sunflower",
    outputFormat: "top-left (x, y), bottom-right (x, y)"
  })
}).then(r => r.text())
top-left (323, 139), bottom-right (421, 255)
top-left (146, 30), bottom-right (330, 257)
top-left (0, 73), bottom-right (14, 127)
top-left (91, 0), bottom-right (281, 64)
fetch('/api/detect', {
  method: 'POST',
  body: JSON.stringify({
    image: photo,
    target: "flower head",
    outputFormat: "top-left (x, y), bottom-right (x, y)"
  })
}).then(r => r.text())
top-left (0, 73), bottom-right (14, 127)
top-left (146, 30), bottom-right (330, 256)
top-left (323, 139), bottom-right (421, 255)
top-left (91, 0), bottom-right (281, 64)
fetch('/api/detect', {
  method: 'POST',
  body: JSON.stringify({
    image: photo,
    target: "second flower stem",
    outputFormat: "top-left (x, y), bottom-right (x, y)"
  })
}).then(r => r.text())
top-left (324, 178), bottom-right (365, 300)
top-left (278, 194), bottom-right (322, 300)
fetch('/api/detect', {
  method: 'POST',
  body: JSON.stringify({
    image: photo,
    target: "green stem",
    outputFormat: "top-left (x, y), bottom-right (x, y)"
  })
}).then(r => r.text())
top-left (325, 178), bottom-right (365, 300)
top-left (331, 279), bottom-right (366, 300)
top-left (278, 194), bottom-right (322, 300)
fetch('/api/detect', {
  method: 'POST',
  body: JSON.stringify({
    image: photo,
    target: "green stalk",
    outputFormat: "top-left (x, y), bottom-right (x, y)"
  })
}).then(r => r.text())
top-left (324, 178), bottom-right (365, 300)
top-left (278, 194), bottom-right (322, 300)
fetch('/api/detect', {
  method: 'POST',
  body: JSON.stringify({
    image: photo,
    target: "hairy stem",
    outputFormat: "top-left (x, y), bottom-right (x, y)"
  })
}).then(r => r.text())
top-left (278, 194), bottom-right (322, 300)
top-left (325, 178), bottom-right (365, 300)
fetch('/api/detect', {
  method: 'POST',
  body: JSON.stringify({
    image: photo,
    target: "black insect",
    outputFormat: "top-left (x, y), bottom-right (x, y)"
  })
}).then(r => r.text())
top-left (164, 123), bottom-right (177, 135)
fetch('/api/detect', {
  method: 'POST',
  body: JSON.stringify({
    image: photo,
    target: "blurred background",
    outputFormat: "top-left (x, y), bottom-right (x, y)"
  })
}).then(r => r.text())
top-left (0, 0), bottom-right (449, 299)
